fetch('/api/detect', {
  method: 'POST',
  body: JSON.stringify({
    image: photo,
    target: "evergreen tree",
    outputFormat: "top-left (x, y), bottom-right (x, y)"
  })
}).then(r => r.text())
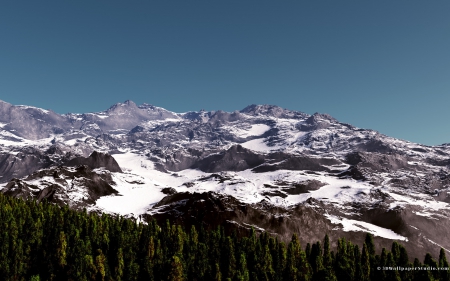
top-left (385, 252), bottom-right (401, 281)
top-left (397, 244), bottom-right (412, 281)
top-left (306, 243), bottom-right (311, 262)
top-left (323, 234), bottom-right (332, 268)
top-left (221, 236), bottom-right (236, 280)
top-left (57, 231), bottom-right (68, 269)
top-left (95, 249), bottom-right (107, 281)
top-left (424, 253), bottom-right (439, 280)
top-left (321, 234), bottom-right (337, 281)
top-left (275, 242), bottom-right (287, 281)
top-left (115, 248), bottom-right (124, 281)
top-left (284, 234), bottom-right (312, 281)
top-left (84, 254), bottom-right (97, 281)
top-left (361, 243), bottom-right (370, 281)
top-left (236, 253), bottom-right (250, 281)
top-left (309, 242), bottom-right (322, 273)
top-left (260, 244), bottom-right (275, 281)
top-left (169, 255), bottom-right (184, 281)
top-left (0, 232), bottom-right (11, 280)
top-left (391, 241), bottom-right (400, 265)
top-left (439, 248), bottom-right (449, 281)
top-left (194, 242), bottom-right (210, 280)
top-left (285, 235), bottom-right (299, 281)
top-left (413, 257), bottom-right (433, 281)
top-left (353, 244), bottom-right (362, 281)
top-left (213, 262), bottom-right (222, 281)
top-left (335, 238), bottom-right (354, 281)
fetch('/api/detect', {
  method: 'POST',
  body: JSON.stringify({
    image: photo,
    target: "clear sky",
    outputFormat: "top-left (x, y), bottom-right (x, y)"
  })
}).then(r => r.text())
top-left (1, 1), bottom-right (449, 145)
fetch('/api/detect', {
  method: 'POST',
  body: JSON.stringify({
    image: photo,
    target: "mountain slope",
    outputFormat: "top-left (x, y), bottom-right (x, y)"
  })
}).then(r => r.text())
top-left (1, 99), bottom-right (449, 259)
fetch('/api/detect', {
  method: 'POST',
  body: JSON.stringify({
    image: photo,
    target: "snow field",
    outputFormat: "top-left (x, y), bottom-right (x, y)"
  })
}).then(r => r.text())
top-left (99, 153), bottom-right (379, 214)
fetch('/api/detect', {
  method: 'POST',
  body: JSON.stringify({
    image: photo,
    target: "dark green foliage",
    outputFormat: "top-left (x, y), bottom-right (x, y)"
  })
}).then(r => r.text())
top-left (439, 249), bottom-right (450, 281)
top-left (361, 243), bottom-right (371, 281)
top-left (0, 193), bottom-right (448, 281)
top-left (424, 253), bottom-right (440, 281)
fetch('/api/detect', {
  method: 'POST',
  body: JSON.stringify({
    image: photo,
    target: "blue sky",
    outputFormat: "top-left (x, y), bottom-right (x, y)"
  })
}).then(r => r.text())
top-left (1, 1), bottom-right (449, 145)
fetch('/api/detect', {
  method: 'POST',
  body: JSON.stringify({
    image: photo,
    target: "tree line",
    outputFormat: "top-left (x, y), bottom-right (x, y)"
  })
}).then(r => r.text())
top-left (0, 193), bottom-right (448, 281)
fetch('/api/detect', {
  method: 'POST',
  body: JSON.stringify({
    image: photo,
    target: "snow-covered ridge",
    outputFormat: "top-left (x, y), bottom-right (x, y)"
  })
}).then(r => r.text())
top-left (16, 105), bottom-right (50, 114)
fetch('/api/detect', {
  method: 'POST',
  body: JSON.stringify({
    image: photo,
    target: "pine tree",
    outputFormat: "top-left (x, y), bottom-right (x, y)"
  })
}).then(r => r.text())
top-left (275, 242), bottom-right (287, 281)
top-left (169, 255), bottom-right (184, 281)
top-left (213, 262), bottom-right (222, 281)
top-left (57, 231), bottom-right (68, 268)
top-left (321, 234), bottom-right (337, 281)
top-left (236, 253), bottom-right (250, 281)
top-left (397, 243), bottom-right (412, 281)
top-left (67, 231), bottom-right (87, 281)
top-left (335, 238), bottom-right (354, 281)
top-left (353, 245), bottom-right (362, 281)
top-left (95, 249), bottom-right (107, 281)
top-left (361, 243), bottom-right (370, 281)
top-left (439, 248), bottom-right (449, 281)
top-left (285, 235), bottom-right (299, 281)
top-left (84, 254), bottom-right (97, 281)
top-left (413, 257), bottom-right (433, 281)
top-left (306, 243), bottom-right (311, 262)
top-left (309, 242), bottom-right (322, 273)
top-left (115, 248), bottom-right (124, 281)
top-left (194, 242), bottom-right (210, 280)
top-left (385, 252), bottom-right (401, 281)
top-left (284, 234), bottom-right (312, 281)
top-left (391, 242), bottom-right (400, 265)
top-left (424, 253), bottom-right (439, 280)
top-left (221, 236), bottom-right (236, 280)
top-left (0, 232), bottom-right (11, 280)
top-left (260, 244), bottom-right (275, 281)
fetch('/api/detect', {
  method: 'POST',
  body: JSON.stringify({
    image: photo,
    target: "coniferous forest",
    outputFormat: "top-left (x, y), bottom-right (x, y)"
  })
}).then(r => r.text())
top-left (0, 193), bottom-right (449, 281)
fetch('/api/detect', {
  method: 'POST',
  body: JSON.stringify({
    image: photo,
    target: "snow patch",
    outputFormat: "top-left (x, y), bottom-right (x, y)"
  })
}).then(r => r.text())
top-left (95, 173), bottom-right (166, 216)
top-left (425, 237), bottom-right (450, 253)
top-left (386, 191), bottom-right (449, 211)
top-left (225, 124), bottom-right (271, 138)
top-left (241, 138), bottom-right (282, 152)
top-left (325, 214), bottom-right (408, 241)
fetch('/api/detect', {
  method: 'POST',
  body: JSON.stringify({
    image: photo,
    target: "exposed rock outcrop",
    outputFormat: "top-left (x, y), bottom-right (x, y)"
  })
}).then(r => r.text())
top-left (65, 151), bottom-right (122, 173)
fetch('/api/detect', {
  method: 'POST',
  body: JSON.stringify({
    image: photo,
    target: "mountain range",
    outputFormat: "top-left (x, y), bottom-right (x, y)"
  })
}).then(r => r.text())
top-left (1, 99), bottom-right (449, 260)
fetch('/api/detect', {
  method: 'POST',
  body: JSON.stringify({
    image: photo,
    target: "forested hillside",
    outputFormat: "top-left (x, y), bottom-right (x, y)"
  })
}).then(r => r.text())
top-left (0, 194), bottom-right (448, 281)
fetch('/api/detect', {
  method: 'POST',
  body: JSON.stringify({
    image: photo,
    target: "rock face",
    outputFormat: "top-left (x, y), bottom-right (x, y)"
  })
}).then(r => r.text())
top-left (1, 99), bottom-right (450, 260)
top-left (0, 100), bottom-right (179, 140)
top-left (145, 192), bottom-right (445, 260)
top-left (65, 151), bottom-right (123, 173)
top-left (0, 148), bottom-right (53, 183)
top-left (192, 145), bottom-right (266, 172)
top-left (1, 165), bottom-right (118, 208)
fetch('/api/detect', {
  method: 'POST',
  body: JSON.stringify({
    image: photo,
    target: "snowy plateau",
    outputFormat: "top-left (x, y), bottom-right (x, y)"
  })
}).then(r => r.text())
top-left (1, 99), bottom-right (450, 259)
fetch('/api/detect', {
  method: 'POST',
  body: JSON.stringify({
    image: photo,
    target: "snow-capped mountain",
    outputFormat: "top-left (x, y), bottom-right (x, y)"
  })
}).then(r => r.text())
top-left (1, 99), bottom-right (450, 259)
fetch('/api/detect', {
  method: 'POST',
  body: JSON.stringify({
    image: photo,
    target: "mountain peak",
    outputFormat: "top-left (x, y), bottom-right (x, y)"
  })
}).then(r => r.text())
top-left (123, 100), bottom-right (136, 106)
top-left (240, 104), bottom-right (307, 119)
top-left (106, 100), bottom-right (139, 114)
top-left (138, 103), bottom-right (153, 108)
top-left (308, 112), bottom-right (338, 123)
